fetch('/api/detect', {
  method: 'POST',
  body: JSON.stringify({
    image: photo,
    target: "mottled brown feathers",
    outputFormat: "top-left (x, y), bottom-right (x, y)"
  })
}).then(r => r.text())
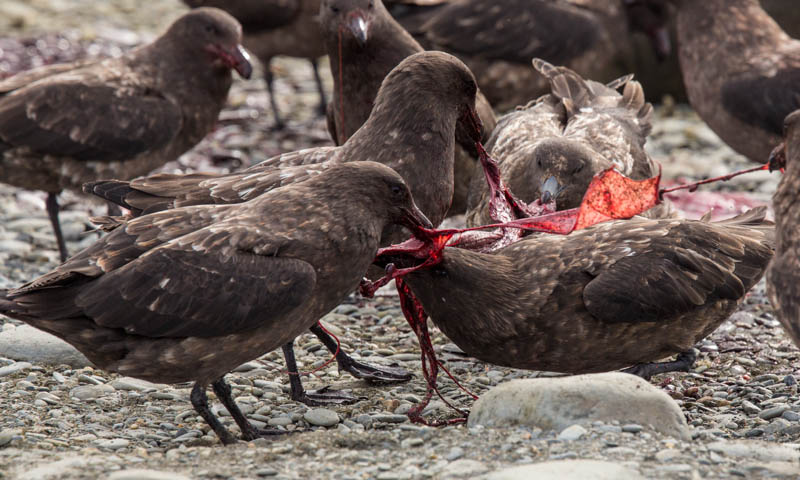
top-left (89, 52), bottom-right (481, 241)
top-left (466, 59), bottom-right (662, 227)
top-left (767, 110), bottom-right (800, 347)
top-left (2, 162), bottom-right (426, 384)
top-left (403, 209), bottom-right (774, 373)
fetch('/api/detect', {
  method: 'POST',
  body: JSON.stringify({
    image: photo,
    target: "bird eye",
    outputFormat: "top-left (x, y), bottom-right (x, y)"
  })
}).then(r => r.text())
top-left (331, 6), bottom-right (340, 13)
top-left (205, 24), bottom-right (219, 35)
top-left (368, 1), bottom-right (374, 8)
top-left (390, 184), bottom-right (404, 196)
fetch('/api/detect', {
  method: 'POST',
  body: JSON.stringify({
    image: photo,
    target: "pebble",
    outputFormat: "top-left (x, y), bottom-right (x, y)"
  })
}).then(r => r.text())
top-left (372, 414), bottom-right (408, 424)
top-left (0, 361), bottom-right (32, 377)
top-left (303, 408), bottom-right (339, 427)
top-left (445, 447), bottom-right (465, 461)
top-left (70, 384), bottom-right (115, 401)
top-left (758, 404), bottom-right (790, 420)
top-left (558, 425), bottom-right (587, 441)
top-left (441, 459), bottom-right (488, 479)
top-left (108, 470), bottom-right (191, 480)
top-left (94, 438), bottom-right (130, 450)
top-left (741, 400), bottom-right (761, 414)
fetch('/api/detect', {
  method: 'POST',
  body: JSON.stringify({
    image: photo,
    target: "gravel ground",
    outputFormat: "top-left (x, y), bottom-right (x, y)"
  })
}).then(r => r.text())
top-left (1, 2), bottom-right (798, 479)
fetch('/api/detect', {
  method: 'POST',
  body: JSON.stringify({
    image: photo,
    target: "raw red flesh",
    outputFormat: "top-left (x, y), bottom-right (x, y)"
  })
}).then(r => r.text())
top-left (361, 146), bottom-right (776, 425)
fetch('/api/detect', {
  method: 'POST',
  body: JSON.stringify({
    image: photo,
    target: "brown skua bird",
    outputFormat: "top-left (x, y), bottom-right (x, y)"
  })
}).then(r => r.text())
top-left (637, 0), bottom-right (800, 163)
top-left (0, 161), bottom-right (431, 445)
top-left (403, 0), bottom-right (649, 112)
top-left (466, 59), bottom-right (670, 227)
top-left (182, 0), bottom-right (327, 128)
top-left (85, 50), bottom-right (484, 403)
top-left (381, 208), bottom-right (774, 379)
top-left (768, 110), bottom-right (800, 348)
top-left (320, 0), bottom-right (496, 214)
top-left (0, 8), bottom-right (252, 262)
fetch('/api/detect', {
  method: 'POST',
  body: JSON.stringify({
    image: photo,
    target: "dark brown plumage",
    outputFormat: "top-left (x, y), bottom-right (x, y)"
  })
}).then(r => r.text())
top-left (86, 51), bottom-right (481, 236)
top-left (182, 0), bottom-right (327, 128)
top-left (320, 0), bottom-right (495, 214)
top-left (404, 0), bottom-right (638, 112)
top-left (767, 110), bottom-right (800, 348)
top-left (465, 59), bottom-right (669, 227)
top-left (0, 8), bottom-right (252, 261)
top-left (388, 209), bottom-right (773, 375)
top-left (85, 50), bottom-right (482, 404)
top-left (0, 161), bottom-right (431, 445)
top-left (662, 0), bottom-right (800, 163)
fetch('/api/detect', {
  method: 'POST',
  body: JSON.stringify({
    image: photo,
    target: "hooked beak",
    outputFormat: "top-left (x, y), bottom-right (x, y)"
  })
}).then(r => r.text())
top-left (651, 26), bottom-right (671, 61)
top-left (540, 175), bottom-right (564, 204)
top-left (209, 44), bottom-right (253, 79)
top-left (399, 201), bottom-right (433, 232)
top-left (347, 10), bottom-right (369, 46)
top-left (768, 142), bottom-right (786, 172)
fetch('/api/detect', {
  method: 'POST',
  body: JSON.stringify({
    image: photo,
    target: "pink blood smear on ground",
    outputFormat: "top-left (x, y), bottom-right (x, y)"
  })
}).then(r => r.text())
top-left (361, 146), bottom-right (773, 425)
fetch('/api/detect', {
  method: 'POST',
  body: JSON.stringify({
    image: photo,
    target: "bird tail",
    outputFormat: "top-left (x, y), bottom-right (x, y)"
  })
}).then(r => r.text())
top-left (712, 206), bottom-right (775, 245)
top-left (531, 58), bottom-right (653, 137)
top-left (82, 180), bottom-right (141, 215)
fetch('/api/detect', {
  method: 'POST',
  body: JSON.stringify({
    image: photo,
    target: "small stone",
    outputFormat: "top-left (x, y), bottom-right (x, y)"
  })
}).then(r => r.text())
top-left (742, 400), bottom-right (761, 415)
top-left (70, 384), bottom-right (115, 401)
top-left (400, 438), bottom-right (424, 448)
top-left (758, 404), bottom-right (789, 420)
top-left (708, 441), bottom-right (800, 462)
top-left (764, 418), bottom-right (791, 435)
top-left (784, 375), bottom-right (797, 386)
top-left (442, 459), bottom-right (488, 479)
top-left (445, 447), bottom-right (464, 461)
top-left (0, 361), bottom-right (32, 377)
top-left (268, 416), bottom-right (292, 427)
top-left (558, 425), bottom-right (587, 441)
top-left (303, 408), bottom-right (339, 427)
top-left (735, 357), bottom-right (756, 367)
top-left (0, 429), bottom-right (21, 447)
top-left (621, 424), bottom-right (644, 434)
top-left (34, 392), bottom-right (60, 405)
top-left (372, 414), bottom-right (408, 424)
top-left (110, 377), bottom-right (165, 391)
top-left (108, 470), bottom-right (191, 480)
top-left (255, 468), bottom-right (278, 477)
top-left (94, 438), bottom-right (130, 450)
top-left (655, 449), bottom-right (681, 462)
top-left (746, 428), bottom-right (765, 437)
top-left (782, 410), bottom-right (800, 422)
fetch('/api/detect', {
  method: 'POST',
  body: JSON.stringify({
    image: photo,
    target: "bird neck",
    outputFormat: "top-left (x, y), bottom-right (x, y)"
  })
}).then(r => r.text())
top-left (325, 11), bottom-right (424, 142)
top-left (404, 248), bottom-right (522, 341)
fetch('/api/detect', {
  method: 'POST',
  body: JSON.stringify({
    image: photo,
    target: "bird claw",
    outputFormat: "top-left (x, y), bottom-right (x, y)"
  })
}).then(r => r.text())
top-left (338, 357), bottom-right (412, 384)
top-left (292, 385), bottom-right (362, 406)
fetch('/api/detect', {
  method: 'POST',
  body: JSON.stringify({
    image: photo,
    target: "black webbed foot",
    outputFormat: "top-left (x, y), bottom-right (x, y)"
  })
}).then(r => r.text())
top-left (622, 349), bottom-right (698, 381)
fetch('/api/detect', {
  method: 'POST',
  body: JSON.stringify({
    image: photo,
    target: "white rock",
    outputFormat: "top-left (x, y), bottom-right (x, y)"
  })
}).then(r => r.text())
top-left (110, 377), bottom-right (166, 391)
top-left (108, 470), bottom-right (190, 480)
top-left (558, 424), bottom-right (587, 441)
top-left (70, 384), bottom-right (115, 401)
top-left (441, 459), bottom-right (488, 478)
top-left (708, 441), bottom-right (800, 462)
top-left (303, 408), bottom-right (340, 427)
top-left (0, 361), bottom-right (31, 377)
top-left (0, 324), bottom-right (90, 367)
top-left (468, 373), bottom-right (690, 440)
top-left (486, 460), bottom-right (644, 480)
top-left (94, 438), bottom-right (130, 450)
